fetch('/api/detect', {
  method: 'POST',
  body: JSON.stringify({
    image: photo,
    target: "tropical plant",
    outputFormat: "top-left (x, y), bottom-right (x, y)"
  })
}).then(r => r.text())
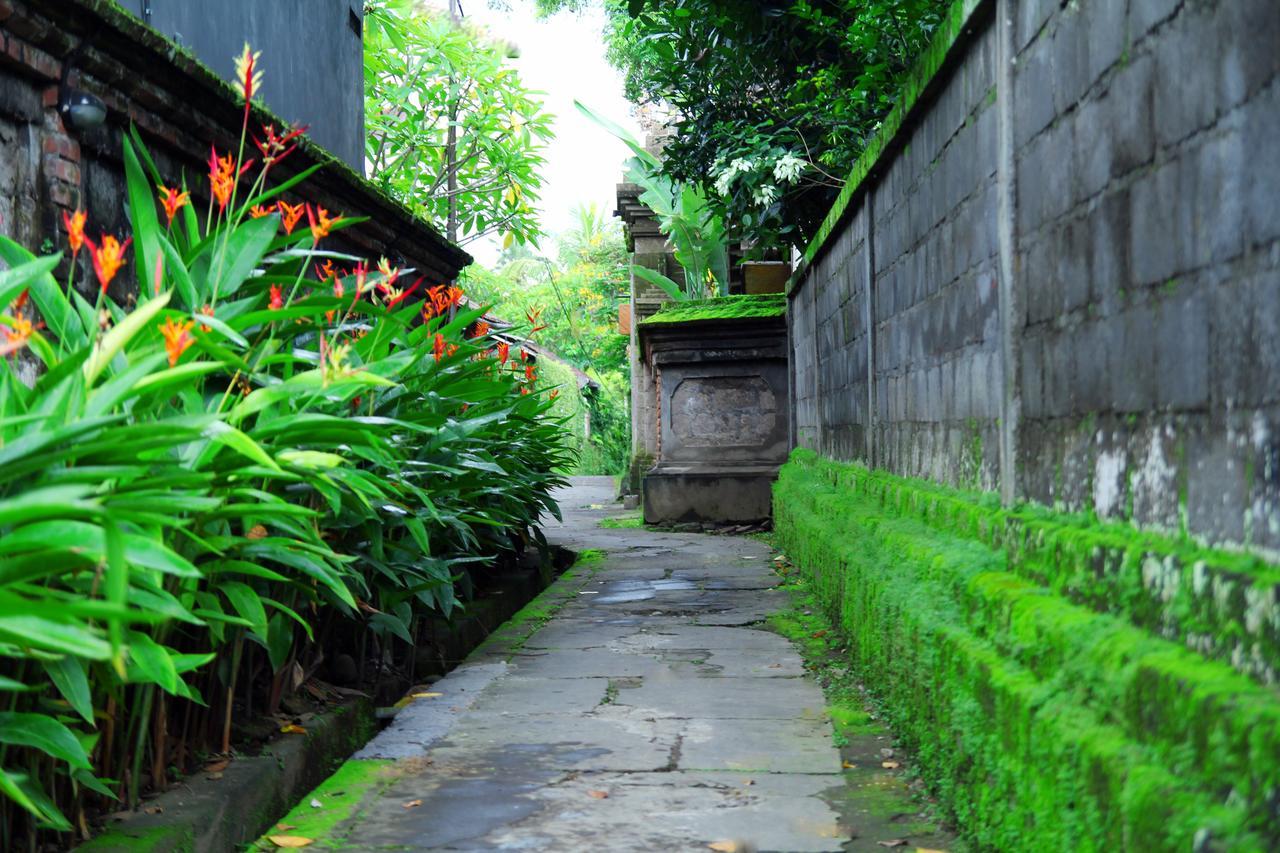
top-left (0, 45), bottom-right (569, 848)
top-left (544, 0), bottom-right (949, 252)
top-left (364, 0), bottom-right (555, 247)
top-left (576, 101), bottom-right (727, 302)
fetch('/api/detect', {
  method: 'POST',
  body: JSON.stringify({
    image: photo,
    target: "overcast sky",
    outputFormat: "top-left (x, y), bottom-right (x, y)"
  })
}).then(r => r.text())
top-left (442, 1), bottom-right (644, 266)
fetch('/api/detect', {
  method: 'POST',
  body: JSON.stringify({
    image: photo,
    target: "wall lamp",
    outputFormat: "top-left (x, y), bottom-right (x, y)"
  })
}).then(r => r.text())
top-left (58, 45), bottom-right (107, 133)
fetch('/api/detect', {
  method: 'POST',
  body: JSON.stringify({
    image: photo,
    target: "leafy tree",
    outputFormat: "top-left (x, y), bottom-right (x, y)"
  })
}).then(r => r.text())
top-left (365, 1), bottom-right (554, 247)
top-left (541, 0), bottom-right (948, 251)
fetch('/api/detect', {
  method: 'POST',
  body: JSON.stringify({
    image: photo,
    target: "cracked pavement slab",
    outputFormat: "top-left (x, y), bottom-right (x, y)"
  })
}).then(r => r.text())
top-left (270, 477), bottom-right (853, 851)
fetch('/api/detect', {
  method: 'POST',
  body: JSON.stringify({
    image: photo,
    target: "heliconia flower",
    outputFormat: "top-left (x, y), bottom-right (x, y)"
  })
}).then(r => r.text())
top-left (254, 123), bottom-right (307, 167)
top-left (352, 260), bottom-right (371, 294)
top-left (376, 257), bottom-right (399, 289)
top-left (433, 333), bottom-right (446, 363)
top-left (446, 343), bottom-right (458, 358)
top-left (208, 147), bottom-right (252, 213)
top-left (525, 364), bottom-right (537, 383)
top-left (158, 186), bottom-right (190, 225)
top-left (269, 284), bottom-right (284, 310)
top-left (519, 348), bottom-right (530, 362)
top-left (63, 208), bottom-right (86, 256)
top-left (85, 234), bottom-right (132, 293)
top-left (152, 249), bottom-right (165, 297)
top-left (332, 275), bottom-right (345, 300)
top-left (157, 316), bottom-right (195, 367)
top-left (520, 386), bottom-right (530, 395)
top-left (549, 389), bottom-right (559, 400)
top-left (234, 43), bottom-right (263, 104)
top-left (469, 320), bottom-right (491, 339)
top-left (306, 204), bottom-right (340, 243)
top-left (315, 259), bottom-right (336, 282)
top-left (0, 315), bottom-right (35, 358)
top-left (8, 289), bottom-right (29, 314)
top-left (198, 304), bottom-right (214, 332)
top-left (526, 306), bottom-right (547, 334)
top-left (497, 342), bottom-right (510, 365)
top-left (384, 279), bottom-right (420, 310)
top-left (278, 200), bottom-right (305, 235)
top-left (249, 204), bottom-right (273, 219)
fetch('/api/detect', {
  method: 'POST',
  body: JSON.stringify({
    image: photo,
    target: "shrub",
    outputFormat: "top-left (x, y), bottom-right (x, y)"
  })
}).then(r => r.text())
top-left (0, 46), bottom-right (571, 847)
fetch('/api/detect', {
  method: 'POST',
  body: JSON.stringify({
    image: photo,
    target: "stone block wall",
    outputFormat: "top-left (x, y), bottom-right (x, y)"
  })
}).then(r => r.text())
top-left (790, 0), bottom-right (1280, 551)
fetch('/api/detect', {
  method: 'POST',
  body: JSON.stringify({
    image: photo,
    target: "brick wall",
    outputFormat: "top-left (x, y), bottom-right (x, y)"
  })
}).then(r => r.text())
top-left (790, 0), bottom-right (1280, 550)
top-left (0, 0), bottom-right (469, 311)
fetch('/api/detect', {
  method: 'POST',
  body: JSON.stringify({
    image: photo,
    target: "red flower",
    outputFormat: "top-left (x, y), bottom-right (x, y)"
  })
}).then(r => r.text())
top-left (497, 341), bottom-right (510, 365)
top-left (526, 306), bottom-right (547, 334)
top-left (85, 234), bottom-right (132, 294)
top-left (254, 123), bottom-right (307, 167)
top-left (249, 204), bottom-right (273, 219)
top-left (306, 204), bottom-right (340, 243)
top-left (208, 146), bottom-right (252, 212)
top-left (234, 43), bottom-right (262, 104)
top-left (63, 209), bottom-right (86, 256)
top-left (159, 186), bottom-right (191, 225)
top-left (0, 315), bottom-right (35, 358)
top-left (198, 304), bottom-right (215, 332)
top-left (433, 333), bottom-right (446, 363)
top-left (269, 284), bottom-right (285, 310)
top-left (524, 364), bottom-right (537, 383)
top-left (469, 320), bottom-right (491, 339)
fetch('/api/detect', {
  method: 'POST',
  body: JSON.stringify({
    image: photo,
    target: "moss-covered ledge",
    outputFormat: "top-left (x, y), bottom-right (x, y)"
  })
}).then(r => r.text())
top-left (773, 448), bottom-right (1280, 850)
top-left (639, 293), bottom-right (787, 327)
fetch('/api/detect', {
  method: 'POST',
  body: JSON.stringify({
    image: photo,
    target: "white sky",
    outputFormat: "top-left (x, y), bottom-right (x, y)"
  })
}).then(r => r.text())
top-left (441, 1), bottom-right (644, 266)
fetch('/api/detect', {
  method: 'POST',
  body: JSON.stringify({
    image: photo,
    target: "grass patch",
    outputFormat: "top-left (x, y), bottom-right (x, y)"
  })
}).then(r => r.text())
top-left (599, 512), bottom-right (643, 529)
top-left (252, 759), bottom-right (397, 849)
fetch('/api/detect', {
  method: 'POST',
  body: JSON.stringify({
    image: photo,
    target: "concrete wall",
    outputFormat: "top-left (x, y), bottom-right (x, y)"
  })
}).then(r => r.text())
top-left (119, 0), bottom-right (365, 170)
top-left (790, 0), bottom-right (1280, 551)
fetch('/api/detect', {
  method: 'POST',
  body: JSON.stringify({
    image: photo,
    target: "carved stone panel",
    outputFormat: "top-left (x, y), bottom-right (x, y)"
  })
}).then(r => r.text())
top-left (669, 376), bottom-right (777, 448)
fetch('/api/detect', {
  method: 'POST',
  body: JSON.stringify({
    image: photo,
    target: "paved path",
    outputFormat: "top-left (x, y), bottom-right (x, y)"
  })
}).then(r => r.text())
top-left (276, 478), bottom-right (872, 850)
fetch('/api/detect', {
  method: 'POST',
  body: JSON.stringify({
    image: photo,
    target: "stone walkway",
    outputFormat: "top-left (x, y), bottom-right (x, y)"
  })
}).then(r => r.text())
top-left (268, 478), bottom-right (939, 851)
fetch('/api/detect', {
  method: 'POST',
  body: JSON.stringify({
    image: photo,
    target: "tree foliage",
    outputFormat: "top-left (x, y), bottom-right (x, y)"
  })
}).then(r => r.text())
top-left (365, 1), bottom-right (554, 247)
top-left (542, 0), bottom-right (949, 251)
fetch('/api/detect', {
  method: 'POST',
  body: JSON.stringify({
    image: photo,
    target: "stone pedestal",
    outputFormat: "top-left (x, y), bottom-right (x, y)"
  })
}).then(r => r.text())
top-left (638, 313), bottom-right (789, 524)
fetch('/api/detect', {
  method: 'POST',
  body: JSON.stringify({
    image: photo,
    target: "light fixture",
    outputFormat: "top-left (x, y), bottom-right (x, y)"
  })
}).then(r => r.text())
top-left (58, 46), bottom-right (107, 133)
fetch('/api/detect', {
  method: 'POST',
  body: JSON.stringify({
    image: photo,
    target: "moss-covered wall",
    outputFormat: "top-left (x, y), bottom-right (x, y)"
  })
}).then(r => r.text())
top-left (640, 293), bottom-right (787, 327)
top-left (774, 448), bottom-right (1280, 850)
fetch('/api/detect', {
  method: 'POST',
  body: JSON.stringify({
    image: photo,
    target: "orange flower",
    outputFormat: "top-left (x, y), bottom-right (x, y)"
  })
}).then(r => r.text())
top-left (525, 364), bottom-right (537, 383)
top-left (208, 147), bottom-right (251, 213)
top-left (234, 43), bottom-right (262, 104)
top-left (469, 320), bottom-right (491, 339)
top-left (63, 209), bottom-right (86, 256)
top-left (446, 343), bottom-right (458, 358)
top-left (433, 333), bottom-right (446, 363)
top-left (249, 204), bottom-right (273, 219)
top-left (0, 315), bottom-right (35, 358)
top-left (157, 316), bottom-right (195, 367)
top-left (278, 200), bottom-right (305, 235)
top-left (549, 389), bottom-right (559, 400)
top-left (198, 304), bottom-right (215, 332)
top-left (85, 234), bottom-right (132, 294)
top-left (519, 348), bottom-right (530, 362)
top-left (269, 284), bottom-right (284, 310)
top-left (519, 386), bottom-right (530, 395)
top-left (383, 279), bottom-right (420, 310)
top-left (306, 204), bottom-right (340, 243)
top-left (315, 259), bottom-right (336, 282)
top-left (159, 186), bottom-right (190, 225)
top-left (497, 342), bottom-right (510, 365)
top-left (376, 257), bottom-right (399, 289)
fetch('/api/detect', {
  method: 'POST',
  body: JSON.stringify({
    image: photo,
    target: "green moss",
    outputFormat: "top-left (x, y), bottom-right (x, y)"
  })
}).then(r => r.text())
top-left (254, 759), bottom-right (397, 849)
top-left (639, 294), bottom-right (787, 326)
top-left (77, 824), bottom-right (194, 852)
top-left (599, 512), bottom-right (644, 529)
top-left (772, 449), bottom-right (1280, 850)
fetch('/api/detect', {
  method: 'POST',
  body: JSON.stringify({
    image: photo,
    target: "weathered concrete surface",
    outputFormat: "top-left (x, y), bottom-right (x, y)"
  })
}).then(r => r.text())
top-left (270, 478), bottom-right (876, 851)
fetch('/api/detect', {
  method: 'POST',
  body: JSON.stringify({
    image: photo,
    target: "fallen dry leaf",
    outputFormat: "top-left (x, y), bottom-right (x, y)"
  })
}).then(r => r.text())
top-left (403, 799), bottom-right (423, 809)
top-left (876, 841), bottom-right (908, 849)
top-left (143, 806), bottom-right (163, 815)
top-left (587, 789), bottom-right (609, 799)
top-left (280, 724), bottom-right (307, 734)
top-left (810, 629), bottom-right (828, 638)
top-left (205, 772), bottom-right (223, 780)
top-left (268, 836), bottom-right (314, 848)
top-left (843, 761), bottom-right (857, 769)
top-left (915, 849), bottom-right (950, 853)
top-left (411, 692), bottom-right (443, 699)
top-left (247, 524), bottom-right (268, 540)
top-left (708, 843), bottom-right (737, 852)
top-left (276, 823), bottom-right (296, 831)
top-left (742, 779), bottom-right (754, 786)
top-left (204, 759), bottom-right (229, 773)
top-left (881, 760), bottom-right (901, 769)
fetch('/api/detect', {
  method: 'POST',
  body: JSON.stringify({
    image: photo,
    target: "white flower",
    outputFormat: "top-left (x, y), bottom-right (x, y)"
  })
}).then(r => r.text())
top-left (714, 169), bottom-right (736, 197)
top-left (752, 183), bottom-right (779, 207)
top-left (773, 153), bottom-right (806, 184)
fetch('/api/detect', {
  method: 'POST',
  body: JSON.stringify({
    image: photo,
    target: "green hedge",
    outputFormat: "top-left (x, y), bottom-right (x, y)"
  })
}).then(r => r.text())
top-left (774, 449), bottom-right (1280, 851)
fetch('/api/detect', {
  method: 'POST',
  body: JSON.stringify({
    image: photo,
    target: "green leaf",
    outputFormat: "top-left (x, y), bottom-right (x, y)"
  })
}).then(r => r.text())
top-left (83, 291), bottom-right (172, 385)
top-left (211, 216), bottom-right (279, 301)
top-left (125, 630), bottom-right (179, 693)
top-left (43, 657), bottom-right (94, 725)
top-left (123, 133), bottom-right (164, 300)
top-left (0, 712), bottom-right (92, 769)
